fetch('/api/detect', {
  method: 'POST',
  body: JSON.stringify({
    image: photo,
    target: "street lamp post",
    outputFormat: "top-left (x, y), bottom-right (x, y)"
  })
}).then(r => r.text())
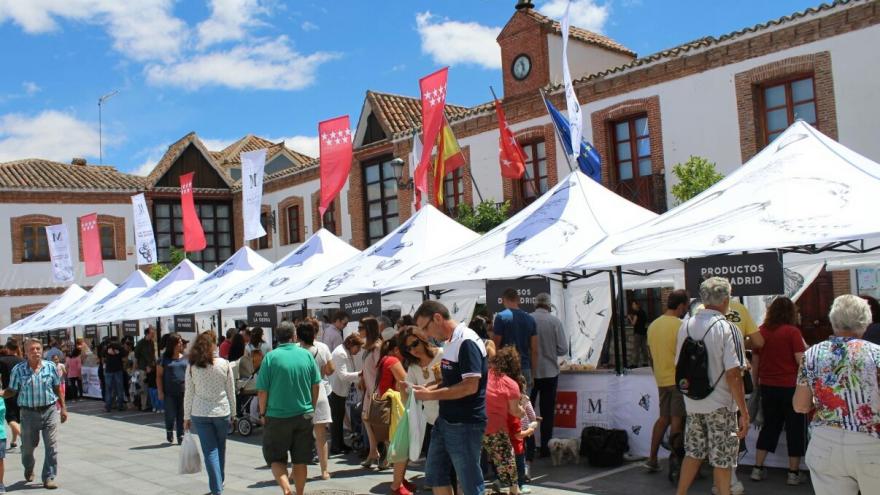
top-left (98, 90), bottom-right (118, 164)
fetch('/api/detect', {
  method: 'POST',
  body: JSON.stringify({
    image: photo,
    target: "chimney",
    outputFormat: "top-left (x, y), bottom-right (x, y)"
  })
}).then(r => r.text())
top-left (515, 0), bottom-right (534, 10)
top-left (71, 158), bottom-right (87, 166)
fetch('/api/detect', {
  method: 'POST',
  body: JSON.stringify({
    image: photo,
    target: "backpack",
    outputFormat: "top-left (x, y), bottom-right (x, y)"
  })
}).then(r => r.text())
top-left (580, 426), bottom-right (629, 467)
top-left (675, 316), bottom-right (726, 400)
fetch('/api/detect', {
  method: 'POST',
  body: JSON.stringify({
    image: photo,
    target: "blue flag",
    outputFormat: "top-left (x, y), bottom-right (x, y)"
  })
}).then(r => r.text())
top-left (543, 96), bottom-right (602, 182)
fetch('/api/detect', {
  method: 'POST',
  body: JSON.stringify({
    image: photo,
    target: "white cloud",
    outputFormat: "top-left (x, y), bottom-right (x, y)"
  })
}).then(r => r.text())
top-left (0, 0), bottom-right (187, 62)
top-left (538, 0), bottom-right (610, 33)
top-left (197, 0), bottom-right (267, 49)
top-left (300, 21), bottom-right (318, 32)
top-left (415, 12), bottom-right (501, 69)
top-left (200, 137), bottom-right (236, 151)
top-left (0, 110), bottom-right (100, 163)
top-left (22, 81), bottom-right (40, 95)
top-left (277, 135), bottom-right (319, 158)
top-left (145, 36), bottom-right (338, 91)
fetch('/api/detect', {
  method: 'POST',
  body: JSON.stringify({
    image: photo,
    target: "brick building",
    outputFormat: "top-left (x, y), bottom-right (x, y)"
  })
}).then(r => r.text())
top-left (2, 0), bottom-right (878, 337)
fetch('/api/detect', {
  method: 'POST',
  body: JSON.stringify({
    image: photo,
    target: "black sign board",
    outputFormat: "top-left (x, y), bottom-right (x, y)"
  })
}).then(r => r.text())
top-left (247, 305), bottom-right (278, 328)
top-left (122, 320), bottom-right (140, 337)
top-left (53, 329), bottom-right (67, 340)
top-left (84, 325), bottom-right (97, 338)
top-left (340, 292), bottom-right (381, 319)
top-left (685, 252), bottom-right (784, 297)
top-left (485, 278), bottom-right (551, 314)
top-left (174, 314), bottom-right (196, 333)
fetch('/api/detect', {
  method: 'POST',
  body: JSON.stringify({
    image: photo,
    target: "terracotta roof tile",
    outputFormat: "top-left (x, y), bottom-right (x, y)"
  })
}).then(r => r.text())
top-left (522, 9), bottom-right (636, 57)
top-left (0, 159), bottom-right (145, 191)
top-left (367, 91), bottom-right (471, 136)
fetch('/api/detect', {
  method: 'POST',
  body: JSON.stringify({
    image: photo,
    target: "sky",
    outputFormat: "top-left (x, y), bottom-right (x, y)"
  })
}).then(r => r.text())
top-left (0, 0), bottom-right (823, 176)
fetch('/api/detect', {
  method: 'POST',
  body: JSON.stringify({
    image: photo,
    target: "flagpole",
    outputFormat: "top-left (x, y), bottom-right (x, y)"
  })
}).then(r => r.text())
top-left (490, 86), bottom-right (539, 200)
top-left (539, 88), bottom-right (575, 173)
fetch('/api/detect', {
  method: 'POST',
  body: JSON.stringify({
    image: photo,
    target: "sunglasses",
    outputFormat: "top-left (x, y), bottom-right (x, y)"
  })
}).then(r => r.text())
top-left (405, 340), bottom-right (421, 351)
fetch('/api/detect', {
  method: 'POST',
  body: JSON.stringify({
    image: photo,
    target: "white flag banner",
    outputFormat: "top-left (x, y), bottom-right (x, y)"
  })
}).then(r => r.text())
top-left (409, 133), bottom-right (425, 210)
top-left (561, 1), bottom-right (583, 157)
top-left (45, 224), bottom-right (74, 283)
top-left (131, 193), bottom-right (158, 265)
top-left (242, 149), bottom-right (268, 241)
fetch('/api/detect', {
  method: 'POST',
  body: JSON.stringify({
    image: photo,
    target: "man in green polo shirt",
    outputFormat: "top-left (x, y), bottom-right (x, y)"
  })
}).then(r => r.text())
top-left (257, 322), bottom-right (320, 495)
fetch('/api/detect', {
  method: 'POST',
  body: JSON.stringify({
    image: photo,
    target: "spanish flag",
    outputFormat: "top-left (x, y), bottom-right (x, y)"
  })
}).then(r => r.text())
top-left (432, 119), bottom-right (466, 206)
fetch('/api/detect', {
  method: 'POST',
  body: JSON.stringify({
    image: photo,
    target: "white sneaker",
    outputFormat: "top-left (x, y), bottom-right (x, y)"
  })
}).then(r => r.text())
top-left (786, 472), bottom-right (801, 486)
top-left (750, 466), bottom-right (766, 481)
top-left (711, 480), bottom-right (745, 495)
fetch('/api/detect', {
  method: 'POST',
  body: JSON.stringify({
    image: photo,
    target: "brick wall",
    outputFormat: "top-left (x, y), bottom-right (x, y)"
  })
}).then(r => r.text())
top-left (10, 214), bottom-right (62, 264)
top-left (503, 124), bottom-right (559, 209)
top-left (277, 196), bottom-right (306, 245)
top-left (498, 11), bottom-right (551, 99)
top-left (248, 205), bottom-right (273, 250)
top-left (10, 302), bottom-right (49, 323)
top-left (310, 191), bottom-right (342, 236)
top-left (0, 192), bottom-right (135, 204)
top-left (831, 270), bottom-right (852, 298)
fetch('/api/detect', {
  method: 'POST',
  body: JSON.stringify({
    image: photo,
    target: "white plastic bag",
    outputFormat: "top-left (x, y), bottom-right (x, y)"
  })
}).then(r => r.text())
top-left (179, 432), bottom-right (201, 474)
top-left (407, 393), bottom-right (426, 462)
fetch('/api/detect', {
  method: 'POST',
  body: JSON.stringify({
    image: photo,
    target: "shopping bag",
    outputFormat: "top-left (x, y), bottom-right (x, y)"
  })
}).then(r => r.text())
top-left (178, 432), bottom-right (202, 474)
top-left (387, 394), bottom-right (412, 464)
top-left (407, 393), bottom-right (426, 462)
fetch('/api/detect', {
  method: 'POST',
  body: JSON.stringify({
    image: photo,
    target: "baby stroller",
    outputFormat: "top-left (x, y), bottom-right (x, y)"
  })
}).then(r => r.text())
top-left (229, 358), bottom-right (261, 436)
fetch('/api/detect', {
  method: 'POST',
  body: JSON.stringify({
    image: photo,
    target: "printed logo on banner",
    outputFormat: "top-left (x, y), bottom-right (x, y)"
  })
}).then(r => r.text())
top-left (554, 391), bottom-right (577, 429)
top-left (485, 278), bottom-right (551, 313)
top-left (582, 391), bottom-right (611, 429)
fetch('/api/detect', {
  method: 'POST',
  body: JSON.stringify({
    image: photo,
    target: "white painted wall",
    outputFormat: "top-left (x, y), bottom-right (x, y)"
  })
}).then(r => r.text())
top-left (547, 34), bottom-right (634, 86)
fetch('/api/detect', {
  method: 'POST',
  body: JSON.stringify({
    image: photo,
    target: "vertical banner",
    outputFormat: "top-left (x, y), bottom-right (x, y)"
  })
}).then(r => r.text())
top-left (560, 2), bottom-right (583, 158)
top-left (80, 213), bottom-right (104, 277)
top-left (179, 172), bottom-right (207, 252)
top-left (45, 224), bottom-right (74, 283)
top-left (131, 193), bottom-right (158, 265)
top-left (241, 149), bottom-right (268, 241)
top-left (318, 115), bottom-right (353, 216)
top-left (415, 67), bottom-right (449, 207)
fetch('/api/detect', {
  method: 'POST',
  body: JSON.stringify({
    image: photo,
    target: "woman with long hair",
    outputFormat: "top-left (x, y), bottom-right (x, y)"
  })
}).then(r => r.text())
top-left (184, 332), bottom-right (236, 495)
top-left (157, 333), bottom-right (187, 444)
top-left (751, 296), bottom-right (807, 485)
top-left (485, 346), bottom-right (524, 495)
top-left (66, 347), bottom-right (83, 401)
top-left (227, 333), bottom-right (246, 363)
top-left (470, 316), bottom-right (496, 359)
top-left (297, 321), bottom-right (335, 480)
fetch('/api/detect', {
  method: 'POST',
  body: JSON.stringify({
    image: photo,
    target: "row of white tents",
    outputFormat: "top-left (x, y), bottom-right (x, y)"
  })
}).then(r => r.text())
top-left (5, 122), bottom-right (880, 366)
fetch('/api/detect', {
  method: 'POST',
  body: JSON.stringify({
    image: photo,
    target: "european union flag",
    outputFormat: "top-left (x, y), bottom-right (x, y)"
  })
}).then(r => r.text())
top-left (543, 96), bottom-right (602, 182)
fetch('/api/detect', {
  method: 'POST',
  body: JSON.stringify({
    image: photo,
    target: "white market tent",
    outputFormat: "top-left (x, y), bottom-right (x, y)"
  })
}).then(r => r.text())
top-left (1, 284), bottom-right (87, 335)
top-left (382, 170), bottom-right (660, 291)
top-left (569, 121), bottom-right (880, 270)
top-left (144, 246), bottom-right (271, 317)
top-left (69, 270), bottom-right (156, 326)
top-left (281, 205), bottom-right (480, 301)
top-left (91, 259), bottom-right (208, 323)
top-left (210, 229), bottom-right (361, 310)
top-left (25, 278), bottom-right (117, 333)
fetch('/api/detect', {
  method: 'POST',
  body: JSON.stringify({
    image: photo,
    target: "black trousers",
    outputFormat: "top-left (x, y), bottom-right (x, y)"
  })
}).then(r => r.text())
top-left (528, 376), bottom-right (559, 455)
top-left (756, 385), bottom-right (807, 458)
top-left (329, 392), bottom-right (347, 452)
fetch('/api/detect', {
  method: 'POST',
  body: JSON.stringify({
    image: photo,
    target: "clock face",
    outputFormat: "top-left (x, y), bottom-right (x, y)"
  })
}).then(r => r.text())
top-left (512, 54), bottom-right (531, 81)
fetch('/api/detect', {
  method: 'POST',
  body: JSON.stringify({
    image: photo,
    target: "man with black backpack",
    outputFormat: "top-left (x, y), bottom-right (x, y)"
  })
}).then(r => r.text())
top-left (674, 277), bottom-right (749, 495)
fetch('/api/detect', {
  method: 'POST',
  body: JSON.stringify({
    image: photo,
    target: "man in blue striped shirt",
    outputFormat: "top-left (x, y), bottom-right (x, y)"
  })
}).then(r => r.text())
top-left (3, 339), bottom-right (67, 490)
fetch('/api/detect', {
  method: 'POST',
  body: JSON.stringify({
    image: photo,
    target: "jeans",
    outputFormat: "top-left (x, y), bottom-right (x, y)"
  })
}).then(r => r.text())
top-left (164, 392), bottom-right (185, 440)
top-left (193, 416), bottom-right (229, 494)
top-left (328, 392), bottom-right (347, 452)
top-left (104, 371), bottom-right (125, 410)
top-left (807, 426), bottom-right (880, 495)
top-left (148, 388), bottom-right (162, 411)
top-left (528, 375), bottom-right (559, 455)
top-left (21, 406), bottom-right (59, 482)
top-left (425, 418), bottom-right (486, 495)
top-left (515, 453), bottom-right (526, 488)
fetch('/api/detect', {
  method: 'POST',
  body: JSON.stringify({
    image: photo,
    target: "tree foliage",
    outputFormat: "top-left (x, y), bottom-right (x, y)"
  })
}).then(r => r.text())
top-left (455, 200), bottom-right (511, 234)
top-left (670, 156), bottom-right (724, 205)
top-left (148, 246), bottom-right (186, 281)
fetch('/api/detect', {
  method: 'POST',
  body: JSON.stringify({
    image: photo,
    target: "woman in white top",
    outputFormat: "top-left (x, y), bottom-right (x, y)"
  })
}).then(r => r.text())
top-left (183, 332), bottom-right (236, 495)
top-left (297, 321), bottom-right (335, 480)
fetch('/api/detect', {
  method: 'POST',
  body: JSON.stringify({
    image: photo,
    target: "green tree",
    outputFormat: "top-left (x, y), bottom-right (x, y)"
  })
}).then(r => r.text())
top-left (670, 156), bottom-right (725, 205)
top-left (148, 246), bottom-right (187, 281)
top-left (455, 200), bottom-right (511, 233)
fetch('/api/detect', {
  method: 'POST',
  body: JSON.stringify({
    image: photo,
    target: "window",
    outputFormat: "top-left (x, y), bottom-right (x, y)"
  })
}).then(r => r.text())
top-left (257, 211), bottom-right (271, 250)
top-left (99, 224), bottom-right (116, 260)
top-left (443, 168), bottom-right (466, 215)
top-left (612, 115), bottom-right (651, 182)
top-left (154, 200), bottom-right (233, 269)
top-left (320, 200), bottom-right (337, 235)
top-left (286, 205), bottom-right (301, 244)
top-left (21, 225), bottom-right (49, 262)
top-left (363, 156), bottom-right (399, 245)
top-left (761, 76), bottom-right (816, 144)
top-left (518, 141), bottom-right (548, 206)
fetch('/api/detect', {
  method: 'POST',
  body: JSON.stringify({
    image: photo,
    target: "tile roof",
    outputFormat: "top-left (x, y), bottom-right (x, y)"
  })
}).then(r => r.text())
top-left (521, 9), bottom-right (636, 57)
top-left (0, 159), bottom-right (145, 191)
top-left (146, 132), bottom-right (234, 188)
top-left (367, 91), bottom-right (472, 136)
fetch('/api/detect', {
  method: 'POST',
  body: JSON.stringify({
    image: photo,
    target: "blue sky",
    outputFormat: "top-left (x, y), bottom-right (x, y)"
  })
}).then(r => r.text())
top-left (0, 0), bottom-right (821, 175)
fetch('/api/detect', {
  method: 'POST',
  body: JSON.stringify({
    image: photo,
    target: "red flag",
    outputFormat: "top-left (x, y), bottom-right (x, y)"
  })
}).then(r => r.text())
top-left (415, 67), bottom-right (449, 209)
top-left (318, 115), bottom-right (353, 216)
top-left (80, 213), bottom-right (104, 277)
top-left (495, 99), bottom-right (527, 179)
top-left (179, 172), bottom-right (207, 252)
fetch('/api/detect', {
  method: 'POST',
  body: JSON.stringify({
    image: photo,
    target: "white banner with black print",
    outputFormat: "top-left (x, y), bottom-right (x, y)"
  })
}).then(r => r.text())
top-left (241, 149), bottom-right (267, 241)
top-left (45, 224), bottom-right (74, 283)
top-left (131, 193), bottom-right (158, 265)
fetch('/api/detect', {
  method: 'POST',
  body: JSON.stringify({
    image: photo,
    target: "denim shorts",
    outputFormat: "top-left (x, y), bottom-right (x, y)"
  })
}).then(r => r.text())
top-left (425, 418), bottom-right (486, 495)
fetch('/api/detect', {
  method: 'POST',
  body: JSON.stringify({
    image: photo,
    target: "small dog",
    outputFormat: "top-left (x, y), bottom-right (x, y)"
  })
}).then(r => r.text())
top-left (548, 438), bottom-right (580, 466)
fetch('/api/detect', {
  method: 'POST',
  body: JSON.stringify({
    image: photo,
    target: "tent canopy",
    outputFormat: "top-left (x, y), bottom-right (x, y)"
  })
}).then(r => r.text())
top-left (570, 121), bottom-right (880, 270)
top-left (70, 270), bottom-right (156, 327)
top-left (146, 246), bottom-right (271, 317)
top-left (282, 205), bottom-right (480, 301)
top-left (29, 278), bottom-right (117, 333)
top-left (1, 284), bottom-right (87, 335)
top-left (211, 229), bottom-right (361, 309)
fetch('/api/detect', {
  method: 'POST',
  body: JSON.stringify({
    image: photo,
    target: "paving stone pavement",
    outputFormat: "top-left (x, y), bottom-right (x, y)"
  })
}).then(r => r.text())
top-left (0, 399), bottom-right (814, 494)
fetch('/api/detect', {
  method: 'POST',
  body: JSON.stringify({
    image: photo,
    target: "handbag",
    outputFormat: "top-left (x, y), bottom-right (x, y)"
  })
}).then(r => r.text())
top-left (367, 357), bottom-right (392, 427)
